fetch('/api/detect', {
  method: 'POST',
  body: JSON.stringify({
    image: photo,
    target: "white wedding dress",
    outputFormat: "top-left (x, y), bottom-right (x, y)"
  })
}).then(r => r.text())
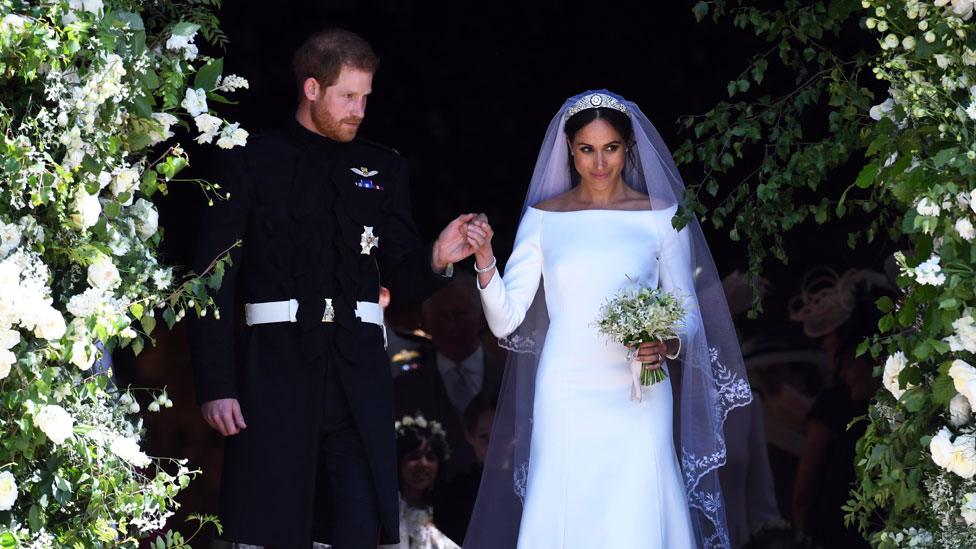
top-left (478, 205), bottom-right (697, 549)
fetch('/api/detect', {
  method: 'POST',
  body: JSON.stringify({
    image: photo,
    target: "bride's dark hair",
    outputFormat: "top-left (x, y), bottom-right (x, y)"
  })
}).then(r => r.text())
top-left (564, 107), bottom-right (637, 186)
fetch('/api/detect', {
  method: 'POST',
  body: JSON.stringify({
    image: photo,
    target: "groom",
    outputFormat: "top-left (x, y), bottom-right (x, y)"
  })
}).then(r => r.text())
top-left (190, 28), bottom-right (478, 548)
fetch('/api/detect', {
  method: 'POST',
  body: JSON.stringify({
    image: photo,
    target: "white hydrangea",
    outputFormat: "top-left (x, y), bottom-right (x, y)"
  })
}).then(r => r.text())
top-left (181, 88), bottom-right (208, 117)
top-left (87, 257), bottom-right (121, 290)
top-left (109, 435), bottom-right (151, 467)
top-left (67, 287), bottom-right (109, 318)
top-left (217, 74), bottom-right (249, 93)
top-left (0, 471), bottom-right (16, 511)
top-left (916, 197), bottom-right (942, 217)
top-left (129, 199), bottom-right (159, 240)
top-left (216, 122), bottom-right (249, 149)
top-left (883, 351), bottom-right (911, 400)
top-left (956, 218), bottom-right (976, 240)
top-left (914, 254), bottom-right (946, 286)
top-left (34, 404), bottom-right (75, 445)
top-left (0, 222), bottom-right (21, 259)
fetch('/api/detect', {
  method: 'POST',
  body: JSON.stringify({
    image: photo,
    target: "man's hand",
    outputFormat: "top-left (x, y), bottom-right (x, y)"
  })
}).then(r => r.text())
top-left (202, 398), bottom-right (247, 437)
top-left (432, 213), bottom-right (478, 273)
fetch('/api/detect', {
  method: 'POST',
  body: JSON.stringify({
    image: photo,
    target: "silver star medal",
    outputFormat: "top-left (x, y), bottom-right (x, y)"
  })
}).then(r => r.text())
top-left (360, 226), bottom-right (379, 255)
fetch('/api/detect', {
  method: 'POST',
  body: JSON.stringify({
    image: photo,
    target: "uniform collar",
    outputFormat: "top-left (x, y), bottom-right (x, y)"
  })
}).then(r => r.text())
top-left (283, 118), bottom-right (353, 155)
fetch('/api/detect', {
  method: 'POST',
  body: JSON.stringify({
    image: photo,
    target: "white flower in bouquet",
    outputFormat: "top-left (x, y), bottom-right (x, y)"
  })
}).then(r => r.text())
top-left (181, 87), bottom-right (208, 117)
top-left (216, 122), bottom-right (249, 149)
top-left (87, 257), bottom-right (121, 290)
top-left (956, 218), bottom-right (976, 240)
top-left (34, 404), bottom-right (75, 445)
top-left (110, 435), bottom-right (151, 467)
top-left (947, 315), bottom-right (976, 353)
top-left (165, 32), bottom-right (197, 61)
top-left (0, 471), bottom-right (16, 511)
top-left (33, 306), bottom-right (65, 341)
top-left (69, 340), bottom-right (94, 371)
top-left (217, 74), bottom-right (249, 93)
top-left (70, 190), bottom-right (101, 230)
top-left (931, 426), bottom-right (956, 469)
top-left (0, 348), bottom-right (15, 380)
top-left (152, 268), bottom-right (172, 290)
top-left (110, 166), bottom-right (140, 200)
top-left (595, 285), bottom-right (687, 392)
top-left (870, 97), bottom-right (895, 121)
top-left (130, 198), bottom-right (158, 239)
top-left (962, 493), bottom-right (976, 526)
top-left (67, 287), bottom-right (107, 318)
top-left (949, 434), bottom-right (976, 478)
top-left (950, 359), bottom-right (976, 409)
top-left (950, 393), bottom-right (972, 427)
top-left (883, 351), bottom-right (911, 400)
top-left (914, 254), bottom-right (946, 286)
top-left (0, 328), bottom-right (19, 351)
top-left (951, 0), bottom-right (975, 19)
top-left (916, 197), bottom-right (942, 217)
top-left (148, 112), bottom-right (178, 145)
top-left (0, 222), bottom-right (21, 259)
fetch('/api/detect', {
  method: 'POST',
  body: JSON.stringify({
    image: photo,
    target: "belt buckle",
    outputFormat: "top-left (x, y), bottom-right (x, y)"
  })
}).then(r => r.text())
top-left (322, 298), bottom-right (335, 323)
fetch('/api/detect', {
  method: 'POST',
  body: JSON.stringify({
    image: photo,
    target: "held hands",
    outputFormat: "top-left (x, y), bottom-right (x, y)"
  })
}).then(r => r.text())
top-left (431, 213), bottom-right (496, 273)
top-left (202, 398), bottom-right (247, 437)
top-left (632, 340), bottom-right (678, 371)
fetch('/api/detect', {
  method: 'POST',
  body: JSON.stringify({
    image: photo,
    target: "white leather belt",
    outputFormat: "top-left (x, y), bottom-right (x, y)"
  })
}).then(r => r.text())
top-left (244, 299), bottom-right (384, 327)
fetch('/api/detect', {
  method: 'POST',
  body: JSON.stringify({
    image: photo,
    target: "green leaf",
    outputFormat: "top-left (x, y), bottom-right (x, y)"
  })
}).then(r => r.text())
top-left (876, 296), bottom-right (894, 313)
top-left (933, 147), bottom-right (959, 168)
top-left (141, 170), bottom-right (159, 197)
top-left (194, 58), bottom-right (224, 91)
top-left (855, 163), bottom-right (878, 188)
top-left (902, 387), bottom-right (927, 412)
top-left (141, 313), bottom-right (156, 335)
top-left (170, 22), bottom-right (200, 38)
top-left (933, 373), bottom-right (957, 405)
top-left (692, 1), bottom-right (709, 21)
top-left (129, 303), bottom-right (144, 319)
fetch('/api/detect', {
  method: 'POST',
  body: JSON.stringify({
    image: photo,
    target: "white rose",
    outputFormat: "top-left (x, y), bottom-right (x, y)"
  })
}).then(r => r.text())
top-left (950, 434), bottom-right (976, 478)
top-left (0, 223), bottom-right (21, 259)
top-left (956, 218), bottom-right (976, 240)
top-left (883, 351), bottom-right (910, 400)
top-left (0, 348), bottom-right (14, 380)
top-left (947, 315), bottom-right (976, 353)
top-left (109, 435), bottom-right (151, 467)
top-left (962, 493), bottom-right (976, 526)
top-left (951, 393), bottom-right (972, 427)
top-left (0, 328), bottom-right (19, 350)
top-left (34, 404), bottom-right (75, 445)
top-left (129, 198), bottom-right (158, 239)
top-left (33, 307), bottom-right (66, 341)
top-left (0, 471), bottom-right (16, 511)
top-left (181, 88), bottom-right (208, 117)
top-left (69, 340), bottom-right (94, 371)
top-left (931, 426), bottom-right (955, 469)
top-left (70, 190), bottom-right (101, 230)
top-left (87, 257), bottom-right (121, 289)
top-left (916, 197), bottom-right (942, 217)
top-left (110, 167), bottom-right (140, 199)
top-left (950, 359), bottom-right (976, 408)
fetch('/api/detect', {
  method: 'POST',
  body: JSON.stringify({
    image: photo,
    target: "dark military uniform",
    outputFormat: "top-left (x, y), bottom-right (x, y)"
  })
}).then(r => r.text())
top-left (189, 119), bottom-right (448, 547)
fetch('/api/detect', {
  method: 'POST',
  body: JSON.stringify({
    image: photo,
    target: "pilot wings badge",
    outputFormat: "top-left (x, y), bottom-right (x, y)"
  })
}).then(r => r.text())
top-left (351, 166), bottom-right (383, 191)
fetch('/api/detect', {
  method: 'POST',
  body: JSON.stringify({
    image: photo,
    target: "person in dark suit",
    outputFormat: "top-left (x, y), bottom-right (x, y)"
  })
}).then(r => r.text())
top-left (189, 28), bottom-right (482, 548)
top-left (393, 273), bottom-right (505, 481)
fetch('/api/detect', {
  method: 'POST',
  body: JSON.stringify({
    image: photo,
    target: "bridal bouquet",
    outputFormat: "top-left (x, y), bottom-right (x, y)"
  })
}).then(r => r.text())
top-left (595, 286), bottom-right (687, 387)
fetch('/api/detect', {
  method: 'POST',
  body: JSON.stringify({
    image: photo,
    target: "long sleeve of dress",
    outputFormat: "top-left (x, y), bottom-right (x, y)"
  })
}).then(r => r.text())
top-left (656, 216), bottom-right (701, 351)
top-left (478, 208), bottom-right (544, 338)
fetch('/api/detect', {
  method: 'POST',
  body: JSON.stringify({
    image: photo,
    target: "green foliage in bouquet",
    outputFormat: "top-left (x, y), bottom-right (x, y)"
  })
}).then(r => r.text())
top-left (0, 0), bottom-right (247, 545)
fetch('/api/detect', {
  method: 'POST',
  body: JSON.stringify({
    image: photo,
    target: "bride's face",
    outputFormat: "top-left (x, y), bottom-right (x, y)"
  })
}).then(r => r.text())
top-left (569, 118), bottom-right (626, 187)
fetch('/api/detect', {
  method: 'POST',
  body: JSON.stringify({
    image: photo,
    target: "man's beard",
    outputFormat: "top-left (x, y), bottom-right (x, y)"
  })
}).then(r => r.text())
top-left (311, 102), bottom-right (361, 142)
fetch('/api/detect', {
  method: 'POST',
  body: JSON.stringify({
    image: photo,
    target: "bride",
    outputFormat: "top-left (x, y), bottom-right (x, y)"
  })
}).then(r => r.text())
top-left (461, 90), bottom-right (753, 549)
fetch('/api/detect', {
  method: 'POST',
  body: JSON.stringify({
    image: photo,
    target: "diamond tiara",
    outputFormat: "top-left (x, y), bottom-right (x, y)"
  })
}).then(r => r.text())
top-left (565, 92), bottom-right (630, 119)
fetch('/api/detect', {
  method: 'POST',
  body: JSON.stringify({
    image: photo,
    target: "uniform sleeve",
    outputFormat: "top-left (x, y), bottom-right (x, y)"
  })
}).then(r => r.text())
top-left (657, 214), bottom-right (701, 350)
top-left (187, 148), bottom-right (251, 404)
top-left (377, 155), bottom-right (447, 305)
top-left (478, 208), bottom-right (544, 338)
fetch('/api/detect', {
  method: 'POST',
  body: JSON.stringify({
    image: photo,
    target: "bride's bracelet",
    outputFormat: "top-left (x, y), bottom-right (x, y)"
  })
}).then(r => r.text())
top-left (665, 337), bottom-right (681, 360)
top-left (473, 256), bottom-right (497, 273)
